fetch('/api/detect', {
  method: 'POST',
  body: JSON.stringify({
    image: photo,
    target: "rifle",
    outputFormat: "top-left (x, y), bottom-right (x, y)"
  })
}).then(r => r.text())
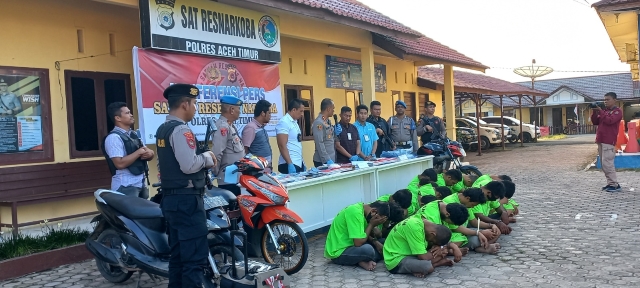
top-left (133, 129), bottom-right (151, 186)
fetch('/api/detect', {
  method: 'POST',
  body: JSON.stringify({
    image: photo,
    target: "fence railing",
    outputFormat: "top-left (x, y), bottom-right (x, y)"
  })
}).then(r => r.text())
top-left (548, 125), bottom-right (596, 135)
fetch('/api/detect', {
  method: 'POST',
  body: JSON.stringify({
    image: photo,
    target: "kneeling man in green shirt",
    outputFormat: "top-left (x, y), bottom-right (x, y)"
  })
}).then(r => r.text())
top-left (324, 201), bottom-right (397, 271)
top-left (383, 217), bottom-right (452, 278)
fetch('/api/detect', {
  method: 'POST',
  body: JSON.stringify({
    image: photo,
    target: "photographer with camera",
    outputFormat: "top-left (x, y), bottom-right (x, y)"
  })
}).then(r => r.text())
top-left (103, 102), bottom-right (154, 199)
top-left (590, 92), bottom-right (623, 192)
top-left (417, 101), bottom-right (446, 144)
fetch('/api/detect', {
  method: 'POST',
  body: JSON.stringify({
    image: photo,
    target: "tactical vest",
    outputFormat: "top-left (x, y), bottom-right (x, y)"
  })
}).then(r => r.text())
top-left (102, 130), bottom-right (147, 176)
top-left (155, 120), bottom-right (205, 190)
top-left (420, 116), bottom-right (439, 143)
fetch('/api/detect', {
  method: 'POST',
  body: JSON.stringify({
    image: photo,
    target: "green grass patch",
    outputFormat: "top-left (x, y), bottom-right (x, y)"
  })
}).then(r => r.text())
top-left (0, 224), bottom-right (90, 261)
top-left (538, 134), bottom-right (567, 141)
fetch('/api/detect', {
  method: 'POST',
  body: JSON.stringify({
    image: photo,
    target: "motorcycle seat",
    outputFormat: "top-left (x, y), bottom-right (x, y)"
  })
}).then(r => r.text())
top-left (101, 191), bottom-right (163, 219)
top-left (206, 187), bottom-right (237, 205)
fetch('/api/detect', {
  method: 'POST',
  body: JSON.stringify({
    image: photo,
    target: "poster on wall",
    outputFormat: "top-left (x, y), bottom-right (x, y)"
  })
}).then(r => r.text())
top-left (139, 0), bottom-right (281, 63)
top-left (132, 47), bottom-right (283, 145)
top-left (0, 75), bottom-right (43, 154)
top-left (325, 55), bottom-right (387, 92)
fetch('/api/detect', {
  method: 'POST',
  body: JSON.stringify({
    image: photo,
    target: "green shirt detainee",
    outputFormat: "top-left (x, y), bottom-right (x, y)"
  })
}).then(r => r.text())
top-left (383, 216), bottom-right (428, 270)
top-left (324, 203), bottom-right (367, 259)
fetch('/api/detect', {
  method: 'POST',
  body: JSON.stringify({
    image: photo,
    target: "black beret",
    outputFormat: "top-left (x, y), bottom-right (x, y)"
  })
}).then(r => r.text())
top-left (163, 83), bottom-right (199, 100)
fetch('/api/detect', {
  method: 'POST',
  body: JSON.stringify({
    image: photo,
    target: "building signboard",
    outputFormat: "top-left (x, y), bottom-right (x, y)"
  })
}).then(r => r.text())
top-left (139, 0), bottom-right (281, 63)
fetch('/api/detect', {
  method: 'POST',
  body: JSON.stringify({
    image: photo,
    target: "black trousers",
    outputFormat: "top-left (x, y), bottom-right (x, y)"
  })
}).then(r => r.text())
top-left (218, 184), bottom-right (241, 196)
top-left (160, 194), bottom-right (209, 288)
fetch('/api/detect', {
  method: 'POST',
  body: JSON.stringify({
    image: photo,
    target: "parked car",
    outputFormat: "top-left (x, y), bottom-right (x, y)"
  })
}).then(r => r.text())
top-left (482, 116), bottom-right (541, 143)
top-left (456, 127), bottom-right (478, 152)
top-left (463, 116), bottom-right (516, 143)
top-left (455, 118), bottom-right (502, 150)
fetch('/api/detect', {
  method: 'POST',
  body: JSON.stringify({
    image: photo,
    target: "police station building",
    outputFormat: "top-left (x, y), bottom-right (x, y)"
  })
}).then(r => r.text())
top-left (0, 0), bottom-right (486, 232)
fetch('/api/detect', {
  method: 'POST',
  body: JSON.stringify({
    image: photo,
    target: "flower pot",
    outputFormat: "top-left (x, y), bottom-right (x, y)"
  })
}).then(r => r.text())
top-left (0, 243), bottom-right (93, 281)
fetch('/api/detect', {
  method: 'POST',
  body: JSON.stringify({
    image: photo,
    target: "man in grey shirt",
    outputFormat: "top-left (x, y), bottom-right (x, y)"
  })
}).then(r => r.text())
top-left (242, 99), bottom-right (273, 171)
top-left (312, 98), bottom-right (336, 167)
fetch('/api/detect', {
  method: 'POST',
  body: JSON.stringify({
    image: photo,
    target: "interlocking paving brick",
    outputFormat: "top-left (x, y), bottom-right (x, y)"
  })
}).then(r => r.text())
top-left (1, 141), bottom-right (639, 287)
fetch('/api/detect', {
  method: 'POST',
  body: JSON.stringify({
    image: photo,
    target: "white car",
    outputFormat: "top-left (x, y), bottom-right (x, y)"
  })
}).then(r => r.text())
top-left (463, 116), bottom-right (516, 143)
top-left (455, 118), bottom-right (502, 150)
top-left (482, 116), bottom-right (541, 143)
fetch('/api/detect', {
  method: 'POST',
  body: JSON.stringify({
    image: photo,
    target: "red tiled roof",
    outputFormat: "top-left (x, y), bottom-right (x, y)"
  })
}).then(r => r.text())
top-left (417, 67), bottom-right (548, 96)
top-left (377, 34), bottom-right (489, 70)
top-left (592, 0), bottom-right (640, 7)
top-left (289, 0), bottom-right (422, 36)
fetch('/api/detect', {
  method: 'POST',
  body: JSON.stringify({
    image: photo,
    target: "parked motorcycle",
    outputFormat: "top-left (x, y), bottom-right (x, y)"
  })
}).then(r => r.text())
top-left (85, 187), bottom-right (245, 285)
top-left (417, 137), bottom-right (482, 177)
top-left (224, 155), bottom-right (309, 275)
top-left (86, 118), bottom-right (291, 287)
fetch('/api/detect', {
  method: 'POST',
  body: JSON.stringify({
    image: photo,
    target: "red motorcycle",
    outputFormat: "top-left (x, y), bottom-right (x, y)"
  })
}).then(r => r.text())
top-left (229, 155), bottom-right (309, 275)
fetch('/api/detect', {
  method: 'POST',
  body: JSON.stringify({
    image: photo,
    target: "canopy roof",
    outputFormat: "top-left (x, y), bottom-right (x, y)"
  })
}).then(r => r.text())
top-left (417, 67), bottom-right (549, 97)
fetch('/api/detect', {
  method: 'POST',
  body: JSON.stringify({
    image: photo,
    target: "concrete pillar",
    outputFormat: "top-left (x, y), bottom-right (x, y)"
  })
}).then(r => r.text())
top-left (360, 45), bottom-right (376, 106)
top-left (444, 65), bottom-right (456, 140)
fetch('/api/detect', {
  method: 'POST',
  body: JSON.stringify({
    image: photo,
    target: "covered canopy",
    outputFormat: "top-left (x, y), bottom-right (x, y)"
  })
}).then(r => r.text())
top-left (417, 67), bottom-right (550, 155)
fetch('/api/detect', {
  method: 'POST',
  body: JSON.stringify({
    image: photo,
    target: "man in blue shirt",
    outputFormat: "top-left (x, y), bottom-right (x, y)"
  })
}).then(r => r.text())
top-left (355, 104), bottom-right (379, 160)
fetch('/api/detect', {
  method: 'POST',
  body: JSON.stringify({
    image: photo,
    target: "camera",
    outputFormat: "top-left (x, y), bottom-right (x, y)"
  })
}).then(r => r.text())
top-left (589, 102), bottom-right (604, 109)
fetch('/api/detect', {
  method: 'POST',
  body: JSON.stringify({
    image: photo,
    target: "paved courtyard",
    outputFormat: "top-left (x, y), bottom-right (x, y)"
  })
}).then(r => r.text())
top-left (3, 138), bottom-right (640, 287)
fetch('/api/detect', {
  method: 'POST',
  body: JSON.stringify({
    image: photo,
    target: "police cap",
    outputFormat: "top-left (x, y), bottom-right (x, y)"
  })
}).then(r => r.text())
top-left (395, 100), bottom-right (407, 109)
top-left (163, 83), bottom-right (199, 100)
top-left (220, 95), bottom-right (243, 106)
top-left (0, 79), bottom-right (7, 86)
top-left (425, 101), bottom-right (436, 107)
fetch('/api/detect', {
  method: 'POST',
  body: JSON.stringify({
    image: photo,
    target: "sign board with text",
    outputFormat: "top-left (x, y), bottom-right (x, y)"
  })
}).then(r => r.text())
top-left (139, 0), bottom-right (281, 63)
top-left (132, 47), bottom-right (283, 145)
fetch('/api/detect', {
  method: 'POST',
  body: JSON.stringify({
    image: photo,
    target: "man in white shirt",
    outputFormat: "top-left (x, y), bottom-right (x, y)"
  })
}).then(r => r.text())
top-left (276, 99), bottom-right (306, 174)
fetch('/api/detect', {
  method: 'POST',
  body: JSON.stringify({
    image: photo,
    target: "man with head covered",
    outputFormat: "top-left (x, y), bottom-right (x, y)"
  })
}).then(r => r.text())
top-left (388, 100), bottom-right (418, 153)
top-left (212, 95), bottom-right (245, 196)
top-left (155, 84), bottom-right (217, 288)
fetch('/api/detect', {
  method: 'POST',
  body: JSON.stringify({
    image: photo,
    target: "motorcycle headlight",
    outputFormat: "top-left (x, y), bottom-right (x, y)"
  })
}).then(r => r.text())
top-left (249, 182), bottom-right (286, 205)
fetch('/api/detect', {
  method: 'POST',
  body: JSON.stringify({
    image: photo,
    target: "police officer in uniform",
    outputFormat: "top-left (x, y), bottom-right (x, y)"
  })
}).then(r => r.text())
top-left (416, 100), bottom-right (446, 144)
top-left (366, 100), bottom-right (394, 156)
top-left (155, 84), bottom-right (217, 288)
top-left (212, 95), bottom-right (245, 196)
top-left (388, 100), bottom-right (419, 152)
top-left (312, 98), bottom-right (336, 167)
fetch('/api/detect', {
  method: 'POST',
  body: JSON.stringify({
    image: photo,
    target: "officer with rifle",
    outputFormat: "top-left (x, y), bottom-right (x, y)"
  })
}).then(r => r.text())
top-left (417, 100), bottom-right (446, 144)
top-left (103, 102), bottom-right (153, 199)
top-left (366, 100), bottom-right (395, 157)
top-left (155, 84), bottom-right (217, 288)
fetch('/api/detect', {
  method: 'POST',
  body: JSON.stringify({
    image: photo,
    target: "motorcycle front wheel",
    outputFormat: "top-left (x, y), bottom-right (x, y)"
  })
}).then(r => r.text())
top-left (260, 220), bottom-right (309, 275)
top-left (95, 228), bottom-right (134, 283)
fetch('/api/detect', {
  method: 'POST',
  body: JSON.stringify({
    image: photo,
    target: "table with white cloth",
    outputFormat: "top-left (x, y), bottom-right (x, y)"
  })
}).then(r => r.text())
top-left (283, 156), bottom-right (434, 233)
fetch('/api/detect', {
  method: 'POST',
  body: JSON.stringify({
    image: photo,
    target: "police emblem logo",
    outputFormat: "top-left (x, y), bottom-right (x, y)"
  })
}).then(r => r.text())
top-left (189, 88), bottom-right (198, 96)
top-left (183, 132), bottom-right (196, 149)
top-left (258, 15), bottom-right (278, 48)
top-left (155, 0), bottom-right (176, 31)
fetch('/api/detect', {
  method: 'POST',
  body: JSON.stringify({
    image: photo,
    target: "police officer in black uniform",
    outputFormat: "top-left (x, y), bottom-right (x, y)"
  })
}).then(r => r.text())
top-left (366, 100), bottom-right (395, 157)
top-left (155, 84), bottom-right (217, 288)
top-left (416, 100), bottom-right (447, 144)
